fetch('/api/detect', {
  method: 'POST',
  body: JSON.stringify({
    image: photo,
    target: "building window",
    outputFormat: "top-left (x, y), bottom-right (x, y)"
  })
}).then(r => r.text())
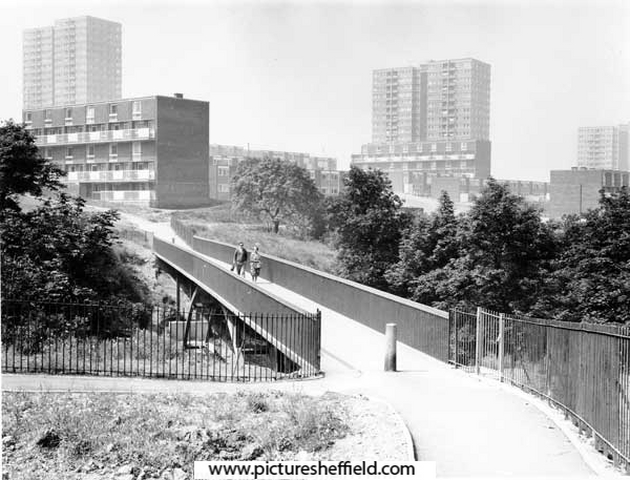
top-left (132, 101), bottom-right (142, 117)
top-left (431, 143), bottom-right (437, 152)
top-left (109, 143), bottom-right (118, 157)
top-left (86, 106), bottom-right (95, 123)
top-left (461, 142), bottom-right (468, 151)
top-left (218, 166), bottom-right (229, 177)
top-left (44, 110), bottom-right (52, 123)
top-left (445, 143), bottom-right (452, 152)
top-left (65, 108), bottom-right (72, 120)
top-left (132, 142), bottom-right (142, 157)
top-left (109, 104), bottom-right (118, 121)
top-left (87, 145), bottom-right (95, 158)
top-left (218, 184), bottom-right (230, 193)
top-left (43, 148), bottom-right (51, 159)
top-left (25, 112), bottom-right (32, 124)
top-left (65, 147), bottom-right (73, 159)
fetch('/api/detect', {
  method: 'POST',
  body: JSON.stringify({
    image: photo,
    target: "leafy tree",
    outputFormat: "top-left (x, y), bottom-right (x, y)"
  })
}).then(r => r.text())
top-left (410, 179), bottom-right (557, 312)
top-left (231, 157), bottom-right (323, 233)
top-left (0, 119), bottom-right (64, 212)
top-left (385, 191), bottom-right (460, 298)
top-left (1, 193), bottom-right (149, 303)
top-left (328, 166), bottom-right (410, 291)
top-left (531, 188), bottom-right (630, 323)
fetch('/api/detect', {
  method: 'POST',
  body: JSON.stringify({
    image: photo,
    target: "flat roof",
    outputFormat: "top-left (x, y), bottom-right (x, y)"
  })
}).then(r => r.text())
top-left (23, 94), bottom-right (209, 112)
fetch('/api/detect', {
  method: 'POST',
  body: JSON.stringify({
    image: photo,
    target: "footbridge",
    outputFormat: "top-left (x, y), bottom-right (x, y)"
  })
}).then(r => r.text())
top-left (153, 238), bottom-right (320, 376)
top-left (156, 219), bottom-right (629, 478)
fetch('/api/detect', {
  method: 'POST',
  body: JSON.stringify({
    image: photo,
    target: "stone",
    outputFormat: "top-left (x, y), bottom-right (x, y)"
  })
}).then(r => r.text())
top-left (175, 425), bottom-right (198, 442)
top-left (2, 436), bottom-right (15, 448)
top-left (240, 443), bottom-right (264, 461)
top-left (117, 475), bottom-right (135, 480)
top-left (172, 468), bottom-right (187, 480)
top-left (117, 465), bottom-right (134, 475)
top-left (83, 474), bottom-right (102, 480)
top-left (295, 450), bottom-right (313, 462)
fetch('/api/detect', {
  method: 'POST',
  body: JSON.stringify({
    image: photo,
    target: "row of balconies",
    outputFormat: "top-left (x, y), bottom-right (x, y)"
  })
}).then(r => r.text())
top-left (36, 128), bottom-right (155, 146)
top-left (66, 169), bottom-right (155, 183)
top-left (357, 153), bottom-right (476, 161)
top-left (92, 190), bottom-right (155, 202)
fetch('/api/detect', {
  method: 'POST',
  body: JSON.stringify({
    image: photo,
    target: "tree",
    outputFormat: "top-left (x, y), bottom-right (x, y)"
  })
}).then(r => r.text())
top-left (231, 157), bottom-right (323, 234)
top-left (385, 190), bottom-right (461, 299)
top-left (0, 121), bottom-right (150, 305)
top-left (465, 179), bottom-right (558, 312)
top-left (0, 119), bottom-right (64, 212)
top-left (328, 166), bottom-right (410, 291)
top-left (406, 179), bottom-right (557, 312)
top-left (531, 188), bottom-right (630, 323)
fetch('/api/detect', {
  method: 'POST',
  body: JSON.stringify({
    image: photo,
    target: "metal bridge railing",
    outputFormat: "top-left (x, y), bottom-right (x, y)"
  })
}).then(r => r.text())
top-left (1, 300), bottom-right (321, 381)
top-left (449, 307), bottom-right (630, 473)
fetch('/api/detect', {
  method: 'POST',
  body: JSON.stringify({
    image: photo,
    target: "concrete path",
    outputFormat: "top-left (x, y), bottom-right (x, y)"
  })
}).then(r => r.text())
top-left (4, 214), bottom-right (620, 479)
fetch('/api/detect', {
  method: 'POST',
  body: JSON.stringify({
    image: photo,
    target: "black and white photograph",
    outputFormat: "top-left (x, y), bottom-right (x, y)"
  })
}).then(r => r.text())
top-left (0, 0), bottom-right (629, 479)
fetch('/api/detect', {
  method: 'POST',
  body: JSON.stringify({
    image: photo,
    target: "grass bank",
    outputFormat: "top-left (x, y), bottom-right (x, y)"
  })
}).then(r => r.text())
top-left (2, 391), bottom-right (349, 479)
top-left (172, 206), bottom-right (338, 274)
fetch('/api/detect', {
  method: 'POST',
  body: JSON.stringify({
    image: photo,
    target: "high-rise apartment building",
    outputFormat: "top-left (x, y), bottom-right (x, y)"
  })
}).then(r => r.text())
top-left (23, 16), bottom-right (122, 109)
top-left (372, 66), bottom-right (427, 144)
top-left (371, 58), bottom-right (491, 144)
top-left (425, 58), bottom-right (491, 141)
top-left (577, 124), bottom-right (630, 171)
top-left (360, 58), bottom-right (492, 199)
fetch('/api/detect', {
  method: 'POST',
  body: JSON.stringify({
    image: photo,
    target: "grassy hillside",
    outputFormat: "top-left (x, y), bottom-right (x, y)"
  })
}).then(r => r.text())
top-left (172, 206), bottom-right (337, 273)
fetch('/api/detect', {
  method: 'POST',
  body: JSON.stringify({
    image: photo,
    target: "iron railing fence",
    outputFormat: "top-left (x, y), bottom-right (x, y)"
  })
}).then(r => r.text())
top-left (449, 307), bottom-right (630, 473)
top-left (448, 309), bottom-right (477, 372)
top-left (117, 227), bottom-right (153, 248)
top-left (1, 300), bottom-right (321, 381)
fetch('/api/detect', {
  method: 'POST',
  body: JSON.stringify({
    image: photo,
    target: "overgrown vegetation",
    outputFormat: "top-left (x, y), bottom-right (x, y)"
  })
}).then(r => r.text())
top-left (2, 391), bottom-right (349, 479)
top-left (0, 120), bottom-right (150, 306)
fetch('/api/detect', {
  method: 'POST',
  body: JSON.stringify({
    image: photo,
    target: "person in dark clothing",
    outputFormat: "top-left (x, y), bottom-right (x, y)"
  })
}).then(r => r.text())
top-left (232, 242), bottom-right (248, 277)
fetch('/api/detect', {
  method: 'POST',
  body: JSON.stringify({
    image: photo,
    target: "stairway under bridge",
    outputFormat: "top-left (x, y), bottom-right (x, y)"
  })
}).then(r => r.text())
top-left (153, 238), bottom-right (321, 378)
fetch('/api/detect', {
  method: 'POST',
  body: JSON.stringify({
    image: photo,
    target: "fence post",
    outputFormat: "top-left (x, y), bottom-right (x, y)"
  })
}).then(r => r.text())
top-left (475, 307), bottom-right (482, 375)
top-left (384, 323), bottom-right (397, 372)
top-left (453, 311), bottom-right (459, 368)
top-left (498, 313), bottom-right (505, 382)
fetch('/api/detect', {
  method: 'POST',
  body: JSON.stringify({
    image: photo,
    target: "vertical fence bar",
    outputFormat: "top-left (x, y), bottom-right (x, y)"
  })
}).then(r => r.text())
top-left (498, 313), bottom-right (505, 382)
top-left (475, 307), bottom-right (482, 375)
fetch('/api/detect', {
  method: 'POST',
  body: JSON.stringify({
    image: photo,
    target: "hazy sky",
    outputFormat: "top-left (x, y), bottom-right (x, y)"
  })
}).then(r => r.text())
top-left (1, 0), bottom-right (628, 181)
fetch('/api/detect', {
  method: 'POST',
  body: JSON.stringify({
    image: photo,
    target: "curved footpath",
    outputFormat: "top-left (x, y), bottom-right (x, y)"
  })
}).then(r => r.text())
top-left (3, 217), bottom-right (623, 479)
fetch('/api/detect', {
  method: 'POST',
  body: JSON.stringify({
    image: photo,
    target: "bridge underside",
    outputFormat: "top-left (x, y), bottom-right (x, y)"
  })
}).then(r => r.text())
top-left (154, 252), bottom-right (314, 375)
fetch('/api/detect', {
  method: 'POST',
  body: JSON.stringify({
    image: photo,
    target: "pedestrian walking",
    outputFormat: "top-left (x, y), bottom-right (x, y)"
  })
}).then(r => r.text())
top-left (250, 245), bottom-right (262, 282)
top-left (231, 242), bottom-right (248, 277)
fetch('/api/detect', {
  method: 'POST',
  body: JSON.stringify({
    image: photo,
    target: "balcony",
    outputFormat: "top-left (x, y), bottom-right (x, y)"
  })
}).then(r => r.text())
top-left (92, 190), bottom-right (155, 203)
top-left (66, 169), bottom-right (156, 183)
top-left (35, 128), bottom-right (155, 146)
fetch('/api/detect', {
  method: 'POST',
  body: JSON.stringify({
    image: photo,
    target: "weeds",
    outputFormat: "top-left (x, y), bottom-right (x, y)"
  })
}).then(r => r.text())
top-left (2, 391), bottom-right (349, 479)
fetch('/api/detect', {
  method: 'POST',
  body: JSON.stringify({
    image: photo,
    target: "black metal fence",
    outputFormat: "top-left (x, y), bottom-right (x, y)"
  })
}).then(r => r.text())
top-left (1, 300), bottom-right (321, 381)
top-left (449, 308), bottom-right (630, 473)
